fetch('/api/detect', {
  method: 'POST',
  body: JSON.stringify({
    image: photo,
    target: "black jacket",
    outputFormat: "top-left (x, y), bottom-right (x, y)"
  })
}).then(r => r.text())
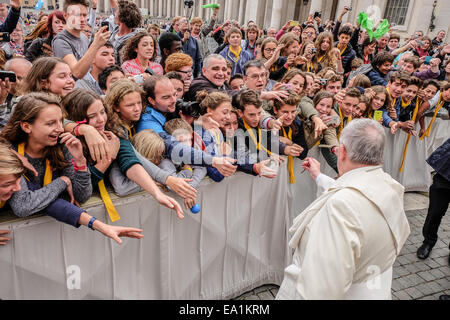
top-left (184, 74), bottom-right (231, 102)
top-left (25, 36), bottom-right (53, 63)
top-left (427, 138), bottom-right (450, 183)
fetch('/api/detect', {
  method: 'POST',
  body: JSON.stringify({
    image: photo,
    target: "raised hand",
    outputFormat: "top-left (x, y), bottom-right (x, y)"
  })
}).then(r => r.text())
top-left (155, 192), bottom-right (185, 220)
top-left (10, 0), bottom-right (21, 9)
top-left (0, 78), bottom-right (12, 104)
top-left (102, 131), bottom-right (120, 161)
top-left (59, 132), bottom-right (86, 165)
top-left (184, 197), bottom-right (196, 210)
top-left (301, 157), bottom-right (321, 180)
top-left (312, 116), bottom-right (327, 139)
top-left (78, 124), bottom-right (109, 162)
top-left (255, 159), bottom-right (277, 179)
top-left (295, 55), bottom-right (308, 65)
top-left (165, 176), bottom-right (197, 199)
top-left (93, 26), bottom-right (111, 49)
top-left (260, 90), bottom-right (289, 102)
top-left (285, 143), bottom-right (303, 157)
top-left (97, 224), bottom-right (144, 245)
top-left (212, 157), bottom-right (237, 177)
top-left (198, 113), bottom-right (220, 130)
top-left (390, 121), bottom-right (399, 134)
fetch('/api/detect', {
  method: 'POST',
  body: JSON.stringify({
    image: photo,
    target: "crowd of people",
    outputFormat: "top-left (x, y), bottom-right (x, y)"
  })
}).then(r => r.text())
top-left (0, 0), bottom-right (448, 297)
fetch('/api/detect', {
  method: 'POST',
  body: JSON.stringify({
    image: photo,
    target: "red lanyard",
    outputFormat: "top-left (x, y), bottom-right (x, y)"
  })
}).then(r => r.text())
top-left (135, 58), bottom-right (148, 73)
top-left (363, 55), bottom-right (370, 64)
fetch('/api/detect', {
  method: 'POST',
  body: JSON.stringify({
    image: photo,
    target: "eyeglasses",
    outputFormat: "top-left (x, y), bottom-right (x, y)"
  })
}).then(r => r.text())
top-left (264, 48), bottom-right (276, 53)
top-left (177, 69), bottom-right (193, 74)
top-left (249, 72), bottom-right (267, 80)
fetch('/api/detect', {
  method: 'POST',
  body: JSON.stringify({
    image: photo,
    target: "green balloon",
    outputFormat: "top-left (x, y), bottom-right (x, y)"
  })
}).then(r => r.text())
top-left (202, 3), bottom-right (220, 9)
top-left (357, 12), bottom-right (390, 41)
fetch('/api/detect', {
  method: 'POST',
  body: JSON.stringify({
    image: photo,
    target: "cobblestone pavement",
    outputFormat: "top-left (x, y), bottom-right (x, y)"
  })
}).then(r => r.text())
top-left (233, 192), bottom-right (450, 300)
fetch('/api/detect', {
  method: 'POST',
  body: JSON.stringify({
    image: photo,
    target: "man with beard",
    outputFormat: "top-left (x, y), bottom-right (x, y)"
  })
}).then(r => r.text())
top-left (137, 75), bottom-right (237, 178)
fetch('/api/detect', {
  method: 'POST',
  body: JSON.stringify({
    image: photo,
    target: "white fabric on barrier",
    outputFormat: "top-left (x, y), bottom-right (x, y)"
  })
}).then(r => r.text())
top-left (0, 163), bottom-right (292, 300)
top-left (0, 120), bottom-right (447, 299)
top-left (423, 117), bottom-right (450, 158)
top-left (382, 126), bottom-right (432, 192)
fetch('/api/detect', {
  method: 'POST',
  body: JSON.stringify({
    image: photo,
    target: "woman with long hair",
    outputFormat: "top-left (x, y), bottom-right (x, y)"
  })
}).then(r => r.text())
top-left (121, 31), bottom-right (163, 77)
top-left (314, 31), bottom-right (342, 73)
top-left (193, 90), bottom-right (234, 182)
top-left (25, 10), bottom-right (66, 62)
top-left (21, 56), bottom-right (115, 172)
top-left (269, 33), bottom-right (303, 81)
top-left (23, 19), bottom-right (49, 54)
top-left (414, 36), bottom-right (433, 58)
top-left (21, 56), bottom-right (74, 97)
top-left (62, 88), bottom-right (185, 220)
top-left (0, 92), bottom-right (144, 244)
top-left (299, 40), bottom-right (318, 73)
top-left (364, 85), bottom-right (391, 120)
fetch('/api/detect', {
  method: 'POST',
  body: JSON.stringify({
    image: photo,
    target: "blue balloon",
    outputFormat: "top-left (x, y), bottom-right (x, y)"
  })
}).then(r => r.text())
top-left (35, 0), bottom-right (44, 10)
top-left (190, 203), bottom-right (201, 214)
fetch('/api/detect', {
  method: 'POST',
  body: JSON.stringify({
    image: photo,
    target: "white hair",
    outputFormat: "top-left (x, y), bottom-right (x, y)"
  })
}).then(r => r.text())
top-left (203, 54), bottom-right (226, 69)
top-left (339, 119), bottom-right (385, 165)
top-left (4, 58), bottom-right (32, 71)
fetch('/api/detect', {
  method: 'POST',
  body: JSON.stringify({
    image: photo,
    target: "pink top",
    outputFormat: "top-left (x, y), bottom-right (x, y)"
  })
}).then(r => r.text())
top-left (275, 29), bottom-right (286, 41)
top-left (121, 58), bottom-right (164, 76)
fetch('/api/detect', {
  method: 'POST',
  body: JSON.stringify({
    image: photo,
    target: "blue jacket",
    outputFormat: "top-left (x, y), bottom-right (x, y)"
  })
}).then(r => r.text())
top-left (241, 39), bottom-right (257, 59)
top-left (334, 41), bottom-right (356, 74)
top-left (195, 127), bottom-right (225, 182)
top-left (219, 45), bottom-right (253, 76)
top-left (366, 67), bottom-right (389, 86)
top-left (426, 138), bottom-right (450, 182)
top-left (137, 105), bottom-right (214, 166)
top-left (178, 32), bottom-right (202, 78)
top-left (26, 181), bottom-right (83, 228)
top-left (381, 97), bottom-right (402, 128)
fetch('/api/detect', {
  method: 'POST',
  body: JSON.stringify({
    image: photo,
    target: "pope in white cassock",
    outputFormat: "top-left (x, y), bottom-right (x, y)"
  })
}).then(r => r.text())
top-left (276, 119), bottom-right (411, 300)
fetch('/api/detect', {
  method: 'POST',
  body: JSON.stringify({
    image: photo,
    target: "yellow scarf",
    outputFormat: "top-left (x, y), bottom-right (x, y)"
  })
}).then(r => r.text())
top-left (399, 99), bottom-right (421, 172)
top-left (127, 126), bottom-right (136, 139)
top-left (229, 46), bottom-right (242, 62)
top-left (401, 97), bottom-right (410, 109)
top-left (18, 142), bottom-right (52, 186)
top-left (242, 119), bottom-right (272, 156)
top-left (338, 44), bottom-right (347, 56)
top-left (337, 107), bottom-right (352, 139)
top-left (281, 126), bottom-right (295, 184)
top-left (317, 55), bottom-right (325, 63)
top-left (420, 93), bottom-right (445, 140)
top-left (98, 179), bottom-right (120, 222)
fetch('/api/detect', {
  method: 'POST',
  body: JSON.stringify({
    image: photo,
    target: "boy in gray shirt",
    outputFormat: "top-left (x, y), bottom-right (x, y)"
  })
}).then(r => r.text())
top-left (52, 0), bottom-right (110, 80)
